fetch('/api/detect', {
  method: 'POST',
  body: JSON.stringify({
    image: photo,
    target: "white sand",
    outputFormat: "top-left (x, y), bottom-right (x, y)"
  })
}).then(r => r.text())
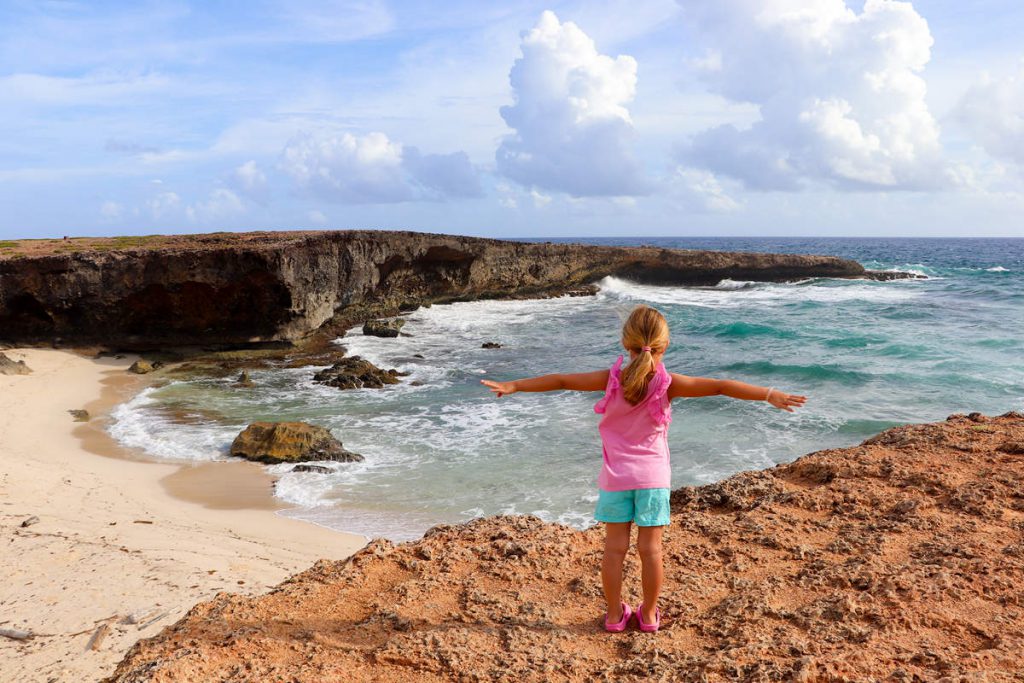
top-left (0, 348), bottom-right (368, 682)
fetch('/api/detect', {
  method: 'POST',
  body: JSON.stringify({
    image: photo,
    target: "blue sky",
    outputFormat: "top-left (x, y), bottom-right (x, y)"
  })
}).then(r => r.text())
top-left (2, 0), bottom-right (1023, 239)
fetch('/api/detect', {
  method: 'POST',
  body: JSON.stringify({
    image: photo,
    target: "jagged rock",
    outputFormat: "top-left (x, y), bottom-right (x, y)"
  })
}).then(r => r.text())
top-left (107, 413), bottom-right (1024, 683)
top-left (67, 409), bottom-right (89, 422)
top-left (481, 341), bottom-right (502, 349)
top-left (362, 319), bottom-right (405, 338)
top-left (128, 360), bottom-right (154, 374)
top-left (229, 422), bottom-right (363, 464)
top-left (313, 356), bottom-right (404, 390)
top-left (671, 470), bottom-right (786, 512)
top-left (997, 440), bottom-right (1024, 454)
top-left (0, 352), bottom-right (31, 375)
top-left (234, 370), bottom-right (255, 387)
top-left (291, 464), bottom-right (333, 474)
top-left (863, 270), bottom-right (928, 281)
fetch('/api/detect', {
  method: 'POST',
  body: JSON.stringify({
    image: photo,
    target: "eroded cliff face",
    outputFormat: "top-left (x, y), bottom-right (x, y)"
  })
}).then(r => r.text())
top-left (0, 230), bottom-right (868, 348)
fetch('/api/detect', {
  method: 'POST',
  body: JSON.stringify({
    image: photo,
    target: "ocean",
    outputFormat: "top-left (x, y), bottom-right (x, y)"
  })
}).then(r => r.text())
top-left (108, 237), bottom-right (1024, 541)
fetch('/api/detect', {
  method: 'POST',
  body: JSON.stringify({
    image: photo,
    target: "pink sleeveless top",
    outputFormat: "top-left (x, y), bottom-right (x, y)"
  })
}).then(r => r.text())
top-left (593, 355), bottom-right (672, 491)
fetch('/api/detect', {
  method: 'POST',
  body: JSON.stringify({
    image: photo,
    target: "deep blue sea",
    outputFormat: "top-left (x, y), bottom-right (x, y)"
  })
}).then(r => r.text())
top-left (109, 237), bottom-right (1024, 541)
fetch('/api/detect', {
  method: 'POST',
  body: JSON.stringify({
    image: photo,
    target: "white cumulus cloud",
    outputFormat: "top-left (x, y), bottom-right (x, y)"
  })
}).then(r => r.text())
top-left (496, 11), bottom-right (649, 197)
top-left (678, 0), bottom-right (954, 191)
top-left (147, 191), bottom-right (180, 219)
top-left (99, 200), bottom-right (123, 220)
top-left (672, 167), bottom-right (741, 212)
top-left (230, 160), bottom-right (269, 199)
top-left (186, 188), bottom-right (245, 223)
top-left (954, 64), bottom-right (1024, 168)
top-left (280, 131), bottom-right (481, 203)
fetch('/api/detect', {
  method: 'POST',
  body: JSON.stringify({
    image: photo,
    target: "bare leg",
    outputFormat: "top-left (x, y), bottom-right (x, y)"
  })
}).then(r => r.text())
top-left (637, 525), bottom-right (665, 624)
top-left (601, 522), bottom-right (632, 622)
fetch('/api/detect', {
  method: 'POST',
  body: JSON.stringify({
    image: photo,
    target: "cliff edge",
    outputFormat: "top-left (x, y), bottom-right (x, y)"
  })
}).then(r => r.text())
top-left (105, 412), bottom-right (1024, 682)
top-left (0, 230), bottom-right (879, 349)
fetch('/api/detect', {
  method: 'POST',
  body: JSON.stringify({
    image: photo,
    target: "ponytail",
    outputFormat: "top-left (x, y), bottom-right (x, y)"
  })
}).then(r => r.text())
top-left (618, 305), bottom-right (670, 405)
top-left (620, 348), bottom-right (657, 404)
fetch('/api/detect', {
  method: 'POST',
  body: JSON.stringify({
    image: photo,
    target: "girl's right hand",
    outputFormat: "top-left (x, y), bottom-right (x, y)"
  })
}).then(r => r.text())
top-left (481, 379), bottom-right (517, 397)
top-left (768, 389), bottom-right (806, 412)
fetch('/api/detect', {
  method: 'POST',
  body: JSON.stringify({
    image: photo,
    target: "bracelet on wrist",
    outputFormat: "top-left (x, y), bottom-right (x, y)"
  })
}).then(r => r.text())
top-left (765, 387), bottom-right (775, 402)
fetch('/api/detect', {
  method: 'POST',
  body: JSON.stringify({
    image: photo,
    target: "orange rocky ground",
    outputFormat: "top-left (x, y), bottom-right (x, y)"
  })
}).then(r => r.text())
top-left (105, 413), bottom-right (1024, 682)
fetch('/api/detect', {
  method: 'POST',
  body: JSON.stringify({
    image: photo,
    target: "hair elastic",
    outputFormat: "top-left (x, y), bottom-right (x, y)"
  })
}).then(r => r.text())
top-left (641, 345), bottom-right (652, 352)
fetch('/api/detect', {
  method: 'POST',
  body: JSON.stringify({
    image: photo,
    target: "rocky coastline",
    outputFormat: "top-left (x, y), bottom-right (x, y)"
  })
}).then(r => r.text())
top-left (104, 411), bottom-right (1024, 682)
top-left (0, 230), bottom-right (913, 351)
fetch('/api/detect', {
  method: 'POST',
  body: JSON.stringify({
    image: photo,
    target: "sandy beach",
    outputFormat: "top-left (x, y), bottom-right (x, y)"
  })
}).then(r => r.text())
top-left (0, 348), bottom-right (368, 683)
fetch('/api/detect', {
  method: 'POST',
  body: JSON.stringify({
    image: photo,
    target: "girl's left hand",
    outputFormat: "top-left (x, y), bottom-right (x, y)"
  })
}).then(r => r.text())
top-left (481, 379), bottom-right (516, 397)
top-left (769, 390), bottom-right (806, 412)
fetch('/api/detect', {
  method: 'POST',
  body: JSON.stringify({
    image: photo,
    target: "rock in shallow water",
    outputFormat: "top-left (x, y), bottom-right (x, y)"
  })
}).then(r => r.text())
top-left (313, 356), bottom-right (405, 389)
top-left (291, 464), bottom-right (333, 474)
top-left (229, 422), bottom-right (363, 464)
top-left (234, 370), bottom-right (255, 387)
top-left (362, 319), bottom-right (405, 338)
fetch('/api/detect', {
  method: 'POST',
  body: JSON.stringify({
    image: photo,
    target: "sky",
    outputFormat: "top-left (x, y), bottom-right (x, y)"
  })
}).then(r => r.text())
top-left (2, 0), bottom-right (1023, 239)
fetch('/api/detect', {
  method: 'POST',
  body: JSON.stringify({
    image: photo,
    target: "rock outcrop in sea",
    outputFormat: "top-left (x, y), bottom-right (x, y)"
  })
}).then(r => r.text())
top-left (0, 230), bottom-right (905, 350)
top-left (229, 422), bottom-right (363, 464)
top-left (363, 319), bottom-right (406, 338)
top-left (312, 356), bottom-right (405, 390)
top-left (106, 412), bottom-right (1024, 682)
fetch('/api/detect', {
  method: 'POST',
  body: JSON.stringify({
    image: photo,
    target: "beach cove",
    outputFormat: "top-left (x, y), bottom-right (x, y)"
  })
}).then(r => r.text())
top-left (0, 348), bottom-right (367, 682)
top-left (1, 232), bottom-right (1023, 681)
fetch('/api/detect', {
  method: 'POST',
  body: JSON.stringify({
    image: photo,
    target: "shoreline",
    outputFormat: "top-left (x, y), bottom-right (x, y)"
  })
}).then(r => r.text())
top-left (0, 348), bottom-right (368, 683)
top-left (74, 364), bottom-right (291, 511)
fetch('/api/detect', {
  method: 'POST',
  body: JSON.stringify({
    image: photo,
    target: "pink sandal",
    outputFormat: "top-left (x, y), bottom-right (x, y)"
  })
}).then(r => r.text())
top-left (604, 602), bottom-right (632, 632)
top-left (636, 603), bottom-right (660, 632)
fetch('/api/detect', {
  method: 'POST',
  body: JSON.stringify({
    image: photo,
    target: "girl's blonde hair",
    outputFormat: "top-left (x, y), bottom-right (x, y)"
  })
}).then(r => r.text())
top-left (620, 304), bottom-right (670, 405)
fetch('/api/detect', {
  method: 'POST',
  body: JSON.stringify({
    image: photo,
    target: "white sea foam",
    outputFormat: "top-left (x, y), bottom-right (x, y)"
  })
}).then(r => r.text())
top-left (596, 275), bottom-right (922, 308)
top-left (278, 506), bottom-right (429, 542)
top-left (336, 293), bottom-right (594, 391)
top-left (714, 278), bottom-right (758, 290)
top-left (268, 462), bottom-right (367, 508)
top-left (107, 386), bottom-right (234, 461)
top-left (987, 266), bottom-right (1010, 272)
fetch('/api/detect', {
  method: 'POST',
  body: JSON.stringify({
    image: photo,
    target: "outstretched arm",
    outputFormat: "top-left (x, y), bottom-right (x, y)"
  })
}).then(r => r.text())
top-left (669, 373), bottom-right (807, 412)
top-left (481, 369), bottom-right (609, 397)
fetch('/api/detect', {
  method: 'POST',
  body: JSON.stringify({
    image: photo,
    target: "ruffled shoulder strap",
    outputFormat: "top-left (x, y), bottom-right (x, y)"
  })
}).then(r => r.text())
top-left (645, 363), bottom-right (673, 426)
top-left (593, 355), bottom-right (624, 414)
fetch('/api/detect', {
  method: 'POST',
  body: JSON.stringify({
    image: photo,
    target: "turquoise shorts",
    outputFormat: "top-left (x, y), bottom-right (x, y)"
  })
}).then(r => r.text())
top-left (594, 487), bottom-right (671, 527)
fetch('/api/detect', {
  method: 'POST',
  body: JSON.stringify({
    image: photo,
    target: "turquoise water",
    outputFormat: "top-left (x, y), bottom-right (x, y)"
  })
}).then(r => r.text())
top-left (109, 237), bottom-right (1024, 541)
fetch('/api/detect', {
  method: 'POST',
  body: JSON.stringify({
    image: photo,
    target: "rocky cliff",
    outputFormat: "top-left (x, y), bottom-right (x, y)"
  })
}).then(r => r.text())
top-left (104, 412), bottom-right (1024, 682)
top-left (0, 231), bottom-right (882, 349)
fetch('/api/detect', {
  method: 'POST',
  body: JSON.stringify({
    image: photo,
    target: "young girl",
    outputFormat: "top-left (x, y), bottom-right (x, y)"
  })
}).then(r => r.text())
top-left (481, 304), bottom-right (806, 633)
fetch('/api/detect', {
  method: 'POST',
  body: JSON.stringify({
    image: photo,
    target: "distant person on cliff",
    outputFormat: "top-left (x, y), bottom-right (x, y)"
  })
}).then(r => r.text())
top-left (482, 304), bottom-right (806, 632)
